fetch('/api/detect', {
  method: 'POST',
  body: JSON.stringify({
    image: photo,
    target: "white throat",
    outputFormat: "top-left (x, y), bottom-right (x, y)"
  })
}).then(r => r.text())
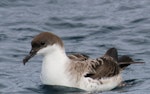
top-left (39, 44), bottom-right (71, 86)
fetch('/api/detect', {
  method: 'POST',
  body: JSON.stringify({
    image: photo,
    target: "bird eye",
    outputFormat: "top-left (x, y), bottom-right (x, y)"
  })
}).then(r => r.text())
top-left (40, 41), bottom-right (45, 46)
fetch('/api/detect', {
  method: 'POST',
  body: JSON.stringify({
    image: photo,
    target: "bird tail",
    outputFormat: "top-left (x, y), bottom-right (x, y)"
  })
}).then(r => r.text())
top-left (118, 55), bottom-right (144, 70)
top-left (104, 47), bottom-right (144, 70)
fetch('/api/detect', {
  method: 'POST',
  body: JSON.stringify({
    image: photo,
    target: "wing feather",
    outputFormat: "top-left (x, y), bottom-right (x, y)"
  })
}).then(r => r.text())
top-left (84, 55), bottom-right (120, 79)
top-left (68, 54), bottom-right (89, 61)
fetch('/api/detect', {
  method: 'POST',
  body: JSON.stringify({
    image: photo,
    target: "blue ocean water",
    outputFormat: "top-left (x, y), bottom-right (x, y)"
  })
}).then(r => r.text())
top-left (0, 0), bottom-right (150, 94)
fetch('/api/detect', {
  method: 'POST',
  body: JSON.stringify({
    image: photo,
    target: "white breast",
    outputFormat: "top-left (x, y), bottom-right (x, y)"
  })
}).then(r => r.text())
top-left (39, 45), bottom-right (72, 87)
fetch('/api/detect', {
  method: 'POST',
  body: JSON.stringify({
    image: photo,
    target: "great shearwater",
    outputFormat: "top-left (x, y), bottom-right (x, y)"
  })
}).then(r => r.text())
top-left (23, 32), bottom-right (144, 92)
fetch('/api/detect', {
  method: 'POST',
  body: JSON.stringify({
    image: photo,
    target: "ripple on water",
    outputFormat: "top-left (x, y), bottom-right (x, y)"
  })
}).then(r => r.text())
top-left (0, 33), bottom-right (8, 41)
top-left (0, 0), bottom-right (150, 94)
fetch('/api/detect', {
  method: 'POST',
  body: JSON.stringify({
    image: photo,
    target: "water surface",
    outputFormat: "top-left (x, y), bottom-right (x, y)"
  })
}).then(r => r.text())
top-left (0, 0), bottom-right (150, 94)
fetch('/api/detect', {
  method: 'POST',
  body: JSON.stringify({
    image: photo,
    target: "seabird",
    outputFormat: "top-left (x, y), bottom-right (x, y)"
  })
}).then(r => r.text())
top-left (23, 32), bottom-right (144, 92)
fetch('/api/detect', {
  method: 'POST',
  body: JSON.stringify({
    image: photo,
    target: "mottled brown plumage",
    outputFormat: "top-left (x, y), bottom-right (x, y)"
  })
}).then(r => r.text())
top-left (67, 48), bottom-right (144, 80)
top-left (67, 48), bottom-right (120, 81)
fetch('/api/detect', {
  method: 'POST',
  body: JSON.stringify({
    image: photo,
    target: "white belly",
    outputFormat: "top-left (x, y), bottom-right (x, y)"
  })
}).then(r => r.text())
top-left (41, 72), bottom-right (71, 86)
top-left (78, 74), bottom-right (122, 91)
top-left (41, 61), bottom-right (122, 92)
